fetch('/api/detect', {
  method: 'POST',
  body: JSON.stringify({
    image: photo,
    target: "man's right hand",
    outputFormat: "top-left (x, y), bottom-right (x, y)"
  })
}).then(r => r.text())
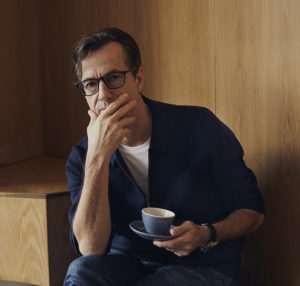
top-left (86, 93), bottom-right (137, 163)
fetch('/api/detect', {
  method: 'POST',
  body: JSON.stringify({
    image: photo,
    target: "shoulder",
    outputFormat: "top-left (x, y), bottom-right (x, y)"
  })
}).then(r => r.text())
top-left (144, 96), bottom-right (215, 122)
top-left (144, 96), bottom-right (222, 133)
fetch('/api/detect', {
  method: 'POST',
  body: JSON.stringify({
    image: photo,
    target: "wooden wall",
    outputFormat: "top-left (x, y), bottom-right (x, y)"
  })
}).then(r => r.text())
top-left (0, 1), bottom-right (44, 166)
top-left (42, 0), bottom-right (215, 156)
top-left (216, 1), bottom-right (300, 285)
top-left (1, 0), bottom-right (300, 285)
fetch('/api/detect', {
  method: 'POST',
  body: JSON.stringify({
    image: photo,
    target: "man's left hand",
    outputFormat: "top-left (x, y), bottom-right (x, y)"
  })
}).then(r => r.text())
top-left (153, 221), bottom-right (211, 257)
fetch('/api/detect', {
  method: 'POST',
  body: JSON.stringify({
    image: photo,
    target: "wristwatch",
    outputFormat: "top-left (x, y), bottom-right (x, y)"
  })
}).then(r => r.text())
top-left (199, 223), bottom-right (219, 253)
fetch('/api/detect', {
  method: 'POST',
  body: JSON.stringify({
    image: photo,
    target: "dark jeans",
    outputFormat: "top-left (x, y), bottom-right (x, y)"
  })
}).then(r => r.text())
top-left (64, 250), bottom-right (236, 286)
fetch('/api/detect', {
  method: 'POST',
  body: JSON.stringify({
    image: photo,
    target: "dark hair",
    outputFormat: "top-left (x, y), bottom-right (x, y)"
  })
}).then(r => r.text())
top-left (72, 27), bottom-right (142, 83)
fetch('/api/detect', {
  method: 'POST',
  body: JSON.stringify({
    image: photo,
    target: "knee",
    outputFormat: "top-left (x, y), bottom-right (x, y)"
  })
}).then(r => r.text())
top-left (64, 254), bottom-right (106, 286)
top-left (66, 254), bottom-right (103, 276)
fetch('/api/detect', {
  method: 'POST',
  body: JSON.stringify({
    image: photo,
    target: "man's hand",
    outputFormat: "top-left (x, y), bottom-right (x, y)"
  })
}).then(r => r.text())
top-left (153, 221), bottom-right (210, 257)
top-left (153, 209), bottom-right (264, 257)
top-left (87, 93), bottom-right (136, 161)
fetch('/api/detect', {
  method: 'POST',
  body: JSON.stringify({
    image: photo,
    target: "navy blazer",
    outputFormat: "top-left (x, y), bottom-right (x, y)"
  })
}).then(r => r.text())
top-left (66, 96), bottom-right (265, 280)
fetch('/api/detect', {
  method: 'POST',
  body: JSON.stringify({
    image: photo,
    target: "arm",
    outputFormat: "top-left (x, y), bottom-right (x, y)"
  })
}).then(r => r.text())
top-left (72, 155), bottom-right (111, 256)
top-left (153, 209), bottom-right (264, 257)
top-left (154, 112), bottom-right (265, 256)
top-left (213, 208), bottom-right (264, 241)
top-left (72, 94), bottom-right (136, 255)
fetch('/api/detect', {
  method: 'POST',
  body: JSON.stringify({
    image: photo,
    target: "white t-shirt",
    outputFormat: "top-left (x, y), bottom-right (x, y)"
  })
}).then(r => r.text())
top-left (118, 138), bottom-right (150, 196)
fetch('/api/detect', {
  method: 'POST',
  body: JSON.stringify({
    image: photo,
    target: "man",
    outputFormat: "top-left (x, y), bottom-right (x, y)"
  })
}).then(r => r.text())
top-left (64, 28), bottom-right (264, 286)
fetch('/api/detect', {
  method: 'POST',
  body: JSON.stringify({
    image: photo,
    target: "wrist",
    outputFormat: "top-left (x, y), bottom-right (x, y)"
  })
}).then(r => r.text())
top-left (86, 151), bottom-right (110, 167)
top-left (84, 153), bottom-right (110, 183)
top-left (199, 223), bottom-right (219, 253)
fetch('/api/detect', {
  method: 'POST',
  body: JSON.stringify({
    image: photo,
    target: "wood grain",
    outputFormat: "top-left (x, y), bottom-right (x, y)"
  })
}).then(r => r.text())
top-left (42, 0), bottom-right (215, 157)
top-left (0, 157), bottom-right (68, 196)
top-left (0, 197), bottom-right (49, 285)
top-left (215, 0), bottom-right (300, 285)
top-left (103, 0), bottom-right (215, 107)
top-left (0, 157), bottom-right (76, 285)
top-left (2, 1), bottom-right (300, 285)
top-left (42, 0), bottom-right (107, 158)
top-left (0, 194), bottom-right (76, 286)
top-left (0, 1), bottom-right (44, 166)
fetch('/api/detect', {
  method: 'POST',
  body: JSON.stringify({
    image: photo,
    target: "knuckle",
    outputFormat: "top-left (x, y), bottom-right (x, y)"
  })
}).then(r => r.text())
top-left (117, 129), bottom-right (124, 137)
top-left (110, 102), bottom-right (118, 110)
top-left (166, 242), bottom-right (174, 248)
top-left (186, 221), bottom-right (194, 227)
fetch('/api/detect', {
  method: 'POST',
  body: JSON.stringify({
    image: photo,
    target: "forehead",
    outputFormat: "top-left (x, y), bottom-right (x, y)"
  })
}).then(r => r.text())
top-left (81, 42), bottom-right (128, 79)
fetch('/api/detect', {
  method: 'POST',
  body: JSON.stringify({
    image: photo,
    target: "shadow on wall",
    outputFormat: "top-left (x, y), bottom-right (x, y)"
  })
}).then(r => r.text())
top-left (240, 151), bottom-right (300, 286)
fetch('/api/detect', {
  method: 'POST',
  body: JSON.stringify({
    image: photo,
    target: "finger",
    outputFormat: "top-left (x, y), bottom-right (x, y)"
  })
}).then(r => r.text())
top-left (153, 238), bottom-right (178, 249)
top-left (163, 245), bottom-right (186, 257)
top-left (106, 117), bottom-right (135, 142)
top-left (165, 247), bottom-right (181, 256)
top-left (154, 228), bottom-right (193, 250)
top-left (108, 100), bottom-right (137, 122)
top-left (104, 93), bottom-right (130, 115)
top-left (170, 221), bottom-right (193, 236)
top-left (117, 116), bottom-right (136, 128)
top-left (88, 110), bottom-right (98, 126)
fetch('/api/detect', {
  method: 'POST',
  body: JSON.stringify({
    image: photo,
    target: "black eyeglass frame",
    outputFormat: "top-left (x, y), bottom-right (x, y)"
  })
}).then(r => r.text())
top-left (75, 67), bottom-right (138, 96)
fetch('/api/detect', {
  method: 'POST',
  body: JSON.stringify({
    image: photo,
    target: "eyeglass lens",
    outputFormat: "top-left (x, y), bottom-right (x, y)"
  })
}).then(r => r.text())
top-left (80, 72), bottom-right (125, 96)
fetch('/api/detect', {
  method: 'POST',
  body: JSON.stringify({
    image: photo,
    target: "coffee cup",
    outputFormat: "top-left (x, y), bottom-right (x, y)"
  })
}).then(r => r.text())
top-left (142, 207), bottom-right (175, 235)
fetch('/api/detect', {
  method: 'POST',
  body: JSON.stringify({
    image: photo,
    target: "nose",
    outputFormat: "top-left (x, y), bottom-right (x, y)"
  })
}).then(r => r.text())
top-left (97, 80), bottom-right (113, 101)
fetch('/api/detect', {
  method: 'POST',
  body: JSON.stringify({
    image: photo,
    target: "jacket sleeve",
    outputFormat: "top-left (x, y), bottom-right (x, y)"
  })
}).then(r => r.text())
top-left (206, 112), bottom-right (265, 215)
top-left (66, 141), bottom-right (87, 255)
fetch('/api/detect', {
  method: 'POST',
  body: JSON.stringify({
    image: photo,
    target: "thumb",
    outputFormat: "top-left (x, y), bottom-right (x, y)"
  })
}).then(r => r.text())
top-left (170, 221), bottom-right (191, 236)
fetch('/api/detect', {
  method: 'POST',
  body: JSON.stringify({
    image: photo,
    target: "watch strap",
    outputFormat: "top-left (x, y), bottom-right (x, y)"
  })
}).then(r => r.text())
top-left (199, 223), bottom-right (219, 253)
top-left (201, 223), bottom-right (217, 242)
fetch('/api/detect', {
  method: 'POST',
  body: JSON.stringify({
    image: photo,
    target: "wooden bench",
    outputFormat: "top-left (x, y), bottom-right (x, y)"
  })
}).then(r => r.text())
top-left (0, 157), bottom-right (77, 286)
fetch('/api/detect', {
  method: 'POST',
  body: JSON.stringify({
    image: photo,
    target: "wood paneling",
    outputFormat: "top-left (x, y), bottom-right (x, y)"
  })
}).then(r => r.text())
top-left (0, 197), bottom-right (49, 285)
top-left (103, 0), bottom-right (215, 107)
top-left (215, 1), bottom-right (300, 285)
top-left (42, 0), bottom-right (107, 158)
top-left (42, 0), bottom-right (215, 157)
top-left (0, 1), bottom-right (44, 166)
top-left (0, 195), bottom-right (76, 286)
top-left (2, 1), bottom-right (300, 285)
top-left (47, 195), bottom-right (77, 286)
top-left (0, 158), bottom-right (76, 286)
top-left (0, 157), bottom-right (67, 196)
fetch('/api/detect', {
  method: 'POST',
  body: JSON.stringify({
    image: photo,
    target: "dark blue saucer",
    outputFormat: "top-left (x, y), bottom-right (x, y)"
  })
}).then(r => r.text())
top-left (129, 220), bottom-right (176, 241)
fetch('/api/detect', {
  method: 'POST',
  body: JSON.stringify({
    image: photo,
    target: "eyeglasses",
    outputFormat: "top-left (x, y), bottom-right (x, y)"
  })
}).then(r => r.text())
top-left (76, 67), bottom-right (137, 96)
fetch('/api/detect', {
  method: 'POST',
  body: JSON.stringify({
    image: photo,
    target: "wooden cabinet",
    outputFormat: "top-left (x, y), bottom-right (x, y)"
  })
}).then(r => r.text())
top-left (0, 157), bottom-right (77, 286)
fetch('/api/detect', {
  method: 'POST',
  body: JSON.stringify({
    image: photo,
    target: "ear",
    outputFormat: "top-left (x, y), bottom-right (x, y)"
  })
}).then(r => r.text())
top-left (135, 66), bottom-right (144, 93)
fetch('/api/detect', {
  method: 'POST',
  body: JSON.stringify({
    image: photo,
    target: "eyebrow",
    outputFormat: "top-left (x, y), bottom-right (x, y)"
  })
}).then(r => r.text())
top-left (81, 69), bottom-right (123, 82)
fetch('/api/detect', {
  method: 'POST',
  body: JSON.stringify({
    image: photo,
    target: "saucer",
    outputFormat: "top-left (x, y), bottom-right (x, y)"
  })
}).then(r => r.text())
top-left (129, 220), bottom-right (176, 241)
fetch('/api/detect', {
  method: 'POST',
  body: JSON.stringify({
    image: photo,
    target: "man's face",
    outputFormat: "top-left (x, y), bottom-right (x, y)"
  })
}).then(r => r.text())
top-left (81, 41), bottom-right (144, 115)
